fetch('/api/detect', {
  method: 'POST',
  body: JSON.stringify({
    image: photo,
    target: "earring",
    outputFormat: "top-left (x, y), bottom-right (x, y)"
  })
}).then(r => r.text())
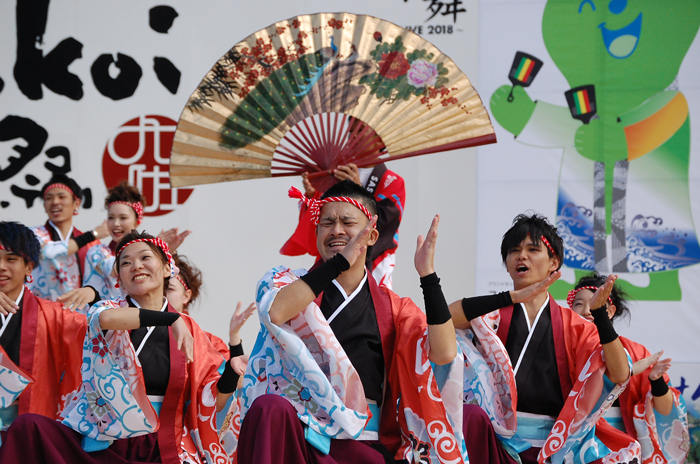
top-left (73, 210), bottom-right (79, 216)
top-left (25, 275), bottom-right (34, 283)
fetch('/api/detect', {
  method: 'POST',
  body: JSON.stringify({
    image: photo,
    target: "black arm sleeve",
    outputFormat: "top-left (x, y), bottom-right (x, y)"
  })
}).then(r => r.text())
top-left (590, 306), bottom-right (619, 345)
top-left (229, 342), bottom-right (244, 358)
top-left (649, 376), bottom-right (670, 397)
top-left (138, 309), bottom-right (180, 327)
top-left (72, 231), bottom-right (96, 249)
top-left (420, 273), bottom-right (452, 325)
top-left (217, 359), bottom-right (239, 394)
top-left (300, 253), bottom-right (350, 296)
top-left (461, 292), bottom-right (513, 321)
top-left (85, 285), bottom-right (101, 306)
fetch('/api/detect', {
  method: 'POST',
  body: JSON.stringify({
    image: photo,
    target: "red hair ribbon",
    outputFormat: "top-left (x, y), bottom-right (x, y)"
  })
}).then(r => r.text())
top-left (567, 286), bottom-right (613, 309)
top-left (109, 201), bottom-right (144, 225)
top-left (44, 183), bottom-right (77, 199)
top-left (114, 237), bottom-right (178, 288)
top-left (288, 186), bottom-right (373, 226)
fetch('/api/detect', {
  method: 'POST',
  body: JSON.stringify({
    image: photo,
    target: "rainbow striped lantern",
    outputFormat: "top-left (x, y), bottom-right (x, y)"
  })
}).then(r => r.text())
top-left (565, 85), bottom-right (597, 124)
top-left (507, 51), bottom-right (543, 102)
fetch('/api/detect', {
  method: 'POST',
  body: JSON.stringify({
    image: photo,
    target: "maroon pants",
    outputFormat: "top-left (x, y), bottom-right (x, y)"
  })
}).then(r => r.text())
top-left (0, 413), bottom-right (160, 463)
top-left (237, 394), bottom-right (388, 464)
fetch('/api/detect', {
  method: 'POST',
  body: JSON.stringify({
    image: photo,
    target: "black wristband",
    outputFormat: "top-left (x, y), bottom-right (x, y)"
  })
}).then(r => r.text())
top-left (217, 358), bottom-right (239, 394)
top-left (73, 231), bottom-right (96, 249)
top-left (649, 376), bottom-right (669, 397)
top-left (85, 285), bottom-right (101, 306)
top-left (590, 306), bottom-right (618, 344)
top-left (229, 342), bottom-right (244, 358)
top-left (461, 291), bottom-right (513, 321)
top-left (420, 273), bottom-right (452, 325)
top-left (138, 309), bottom-right (180, 327)
top-left (300, 254), bottom-right (350, 296)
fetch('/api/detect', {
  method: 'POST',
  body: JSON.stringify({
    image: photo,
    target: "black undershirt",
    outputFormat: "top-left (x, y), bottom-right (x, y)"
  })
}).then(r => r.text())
top-left (130, 325), bottom-right (171, 396)
top-left (0, 293), bottom-right (23, 366)
top-left (319, 278), bottom-right (384, 405)
top-left (505, 303), bottom-right (564, 417)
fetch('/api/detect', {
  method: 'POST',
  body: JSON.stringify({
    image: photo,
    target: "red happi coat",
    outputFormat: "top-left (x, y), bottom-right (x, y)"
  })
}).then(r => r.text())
top-left (495, 298), bottom-right (637, 463)
top-left (15, 287), bottom-right (85, 418)
top-left (596, 337), bottom-right (689, 464)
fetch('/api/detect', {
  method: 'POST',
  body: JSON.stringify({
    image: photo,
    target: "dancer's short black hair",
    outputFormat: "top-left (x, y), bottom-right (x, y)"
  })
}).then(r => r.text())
top-left (575, 272), bottom-right (630, 323)
top-left (41, 174), bottom-right (83, 200)
top-left (321, 180), bottom-right (377, 216)
top-left (104, 181), bottom-right (147, 208)
top-left (501, 212), bottom-right (564, 270)
top-left (0, 221), bottom-right (41, 267)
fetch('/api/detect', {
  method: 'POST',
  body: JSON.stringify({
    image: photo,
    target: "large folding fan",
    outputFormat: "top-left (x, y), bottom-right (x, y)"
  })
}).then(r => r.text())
top-left (170, 12), bottom-right (496, 192)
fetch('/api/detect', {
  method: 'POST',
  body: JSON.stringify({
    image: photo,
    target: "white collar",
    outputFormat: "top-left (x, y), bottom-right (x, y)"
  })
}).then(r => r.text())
top-left (513, 295), bottom-right (550, 376)
top-left (0, 287), bottom-right (24, 338)
top-left (48, 220), bottom-right (73, 242)
top-left (326, 270), bottom-right (368, 324)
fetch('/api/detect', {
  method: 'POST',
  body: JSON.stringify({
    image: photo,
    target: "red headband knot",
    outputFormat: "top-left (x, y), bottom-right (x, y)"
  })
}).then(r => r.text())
top-left (109, 201), bottom-right (144, 225)
top-left (114, 237), bottom-right (178, 288)
top-left (44, 183), bottom-right (77, 199)
top-left (288, 186), bottom-right (373, 226)
top-left (567, 286), bottom-right (614, 309)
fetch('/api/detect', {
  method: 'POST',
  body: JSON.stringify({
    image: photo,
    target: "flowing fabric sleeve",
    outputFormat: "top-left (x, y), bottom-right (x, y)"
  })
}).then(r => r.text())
top-left (60, 299), bottom-right (158, 442)
top-left (386, 291), bottom-right (468, 464)
top-left (633, 383), bottom-right (689, 463)
top-left (82, 245), bottom-right (119, 301)
top-left (542, 347), bottom-right (636, 464)
top-left (458, 312), bottom-right (518, 442)
top-left (32, 226), bottom-right (69, 261)
top-left (177, 314), bottom-right (230, 464)
top-left (0, 346), bottom-right (34, 408)
top-left (231, 266), bottom-right (371, 457)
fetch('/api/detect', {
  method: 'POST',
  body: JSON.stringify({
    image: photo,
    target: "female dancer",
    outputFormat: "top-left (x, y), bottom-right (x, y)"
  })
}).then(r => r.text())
top-left (166, 254), bottom-right (255, 360)
top-left (58, 182), bottom-right (190, 312)
top-left (568, 273), bottom-right (688, 463)
top-left (0, 231), bottom-right (238, 463)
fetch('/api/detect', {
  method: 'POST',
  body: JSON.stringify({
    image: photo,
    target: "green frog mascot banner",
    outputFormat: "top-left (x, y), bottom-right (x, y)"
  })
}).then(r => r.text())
top-left (477, 0), bottom-right (700, 459)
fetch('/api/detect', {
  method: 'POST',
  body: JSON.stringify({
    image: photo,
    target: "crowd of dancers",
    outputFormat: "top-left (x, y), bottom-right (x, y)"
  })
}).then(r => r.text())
top-left (0, 164), bottom-right (689, 464)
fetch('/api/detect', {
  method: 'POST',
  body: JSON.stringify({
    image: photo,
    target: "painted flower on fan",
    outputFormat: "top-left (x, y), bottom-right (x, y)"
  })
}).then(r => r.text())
top-left (406, 59), bottom-right (439, 88)
top-left (378, 51), bottom-right (410, 79)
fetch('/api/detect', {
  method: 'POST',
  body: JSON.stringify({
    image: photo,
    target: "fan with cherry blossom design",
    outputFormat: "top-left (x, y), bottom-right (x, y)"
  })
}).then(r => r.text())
top-left (170, 12), bottom-right (496, 192)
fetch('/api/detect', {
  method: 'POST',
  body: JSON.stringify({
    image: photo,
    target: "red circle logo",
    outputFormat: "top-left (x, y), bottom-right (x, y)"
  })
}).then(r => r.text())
top-left (102, 115), bottom-right (193, 216)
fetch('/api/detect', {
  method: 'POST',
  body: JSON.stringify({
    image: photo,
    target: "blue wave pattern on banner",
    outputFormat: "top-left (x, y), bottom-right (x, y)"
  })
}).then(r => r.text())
top-left (627, 214), bottom-right (700, 272)
top-left (557, 197), bottom-right (595, 270)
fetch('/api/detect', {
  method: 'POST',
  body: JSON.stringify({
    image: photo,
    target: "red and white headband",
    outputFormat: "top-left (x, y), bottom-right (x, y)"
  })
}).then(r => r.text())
top-left (114, 237), bottom-right (178, 288)
top-left (44, 183), bottom-right (77, 199)
top-left (567, 286), bottom-right (613, 309)
top-left (109, 201), bottom-right (144, 225)
top-left (288, 186), bottom-right (373, 226)
top-left (175, 275), bottom-right (189, 291)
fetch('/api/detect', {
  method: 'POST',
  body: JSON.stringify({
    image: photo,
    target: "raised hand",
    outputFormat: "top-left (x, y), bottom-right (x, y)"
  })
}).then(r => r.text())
top-left (93, 220), bottom-right (109, 240)
top-left (511, 271), bottom-right (562, 304)
top-left (231, 355), bottom-right (249, 375)
top-left (57, 287), bottom-right (97, 312)
top-left (301, 172), bottom-right (316, 198)
top-left (158, 228), bottom-right (192, 253)
top-left (590, 274), bottom-right (618, 309)
top-left (229, 301), bottom-right (256, 346)
top-left (340, 215), bottom-right (378, 267)
top-left (414, 215), bottom-right (439, 278)
top-left (171, 318), bottom-right (194, 363)
top-left (333, 163), bottom-right (362, 185)
top-left (0, 291), bottom-right (19, 316)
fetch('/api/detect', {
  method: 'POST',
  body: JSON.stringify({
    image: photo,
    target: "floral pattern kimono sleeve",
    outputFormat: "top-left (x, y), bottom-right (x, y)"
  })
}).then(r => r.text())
top-left (82, 245), bottom-right (121, 302)
top-left (0, 346), bottom-right (34, 434)
top-left (60, 298), bottom-right (158, 443)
